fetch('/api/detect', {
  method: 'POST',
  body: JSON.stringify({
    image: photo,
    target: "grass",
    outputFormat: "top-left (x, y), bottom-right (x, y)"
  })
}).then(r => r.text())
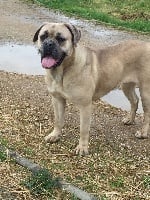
top-left (0, 151), bottom-right (7, 162)
top-left (143, 175), bottom-right (150, 189)
top-left (110, 176), bottom-right (124, 188)
top-left (29, 0), bottom-right (150, 33)
top-left (0, 139), bottom-right (8, 161)
top-left (21, 169), bottom-right (61, 197)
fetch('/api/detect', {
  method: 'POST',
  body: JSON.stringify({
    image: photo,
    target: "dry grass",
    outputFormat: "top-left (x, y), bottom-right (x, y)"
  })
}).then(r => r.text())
top-left (0, 71), bottom-right (150, 199)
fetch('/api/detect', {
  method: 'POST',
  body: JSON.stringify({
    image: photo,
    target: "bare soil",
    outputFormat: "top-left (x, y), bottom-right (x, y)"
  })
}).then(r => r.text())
top-left (0, 0), bottom-right (150, 200)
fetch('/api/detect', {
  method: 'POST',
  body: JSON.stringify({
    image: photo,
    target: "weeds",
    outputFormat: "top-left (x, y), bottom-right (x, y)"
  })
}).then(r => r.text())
top-left (100, 195), bottom-right (108, 200)
top-left (0, 139), bottom-right (8, 161)
top-left (23, 147), bottom-right (35, 156)
top-left (22, 169), bottom-right (61, 196)
top-left (0, 138), bottom-right (8, 147)
top-left (110, 176), bottom-right (124, 188)
top-left (0, 151), bottom-right (7, 162)
top-left (143, 175), bottom-right (150, 189)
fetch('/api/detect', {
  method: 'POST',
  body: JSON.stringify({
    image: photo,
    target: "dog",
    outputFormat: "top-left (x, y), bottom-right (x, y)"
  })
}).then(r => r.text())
top-left (33, 22), bottom-right (150, 155)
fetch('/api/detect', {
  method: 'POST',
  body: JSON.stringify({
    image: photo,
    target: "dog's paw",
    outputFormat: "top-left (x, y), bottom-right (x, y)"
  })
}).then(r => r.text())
top-left (44, 132), bottom-right (60, 143)
top-left (122, 117), bottom-right (134, 125)
top-left (135, 131), bottom-right (148, 139)
top-left (75, 145), bottom-right (89, 156)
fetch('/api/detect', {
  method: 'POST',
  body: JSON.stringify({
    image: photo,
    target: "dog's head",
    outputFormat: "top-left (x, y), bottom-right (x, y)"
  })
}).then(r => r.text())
top-left (33, 23), bottom-right (81, 69)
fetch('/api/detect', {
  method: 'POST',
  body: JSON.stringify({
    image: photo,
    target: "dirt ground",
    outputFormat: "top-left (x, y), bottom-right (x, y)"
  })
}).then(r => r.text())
top-left (0, 0), bottom-right (150, 200)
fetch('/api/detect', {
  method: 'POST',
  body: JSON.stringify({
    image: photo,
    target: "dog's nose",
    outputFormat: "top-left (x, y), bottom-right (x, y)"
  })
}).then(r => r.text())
top-left (43, 39), bottom-right (55, 54)
top-left (44, 39), bottom-right (54, 47)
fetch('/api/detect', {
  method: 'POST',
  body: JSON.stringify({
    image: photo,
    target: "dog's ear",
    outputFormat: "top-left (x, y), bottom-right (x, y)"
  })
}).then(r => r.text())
top-left (64, 24), bottom-right (81, 46)
top-left (33, 25), bottom-right (44, 43)
top-left (33, 23), bottom-right (48, 43)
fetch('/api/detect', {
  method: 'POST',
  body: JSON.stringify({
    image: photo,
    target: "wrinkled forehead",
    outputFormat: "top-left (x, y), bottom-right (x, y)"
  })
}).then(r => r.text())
top-left (40, 23), bottom-right (71, 38)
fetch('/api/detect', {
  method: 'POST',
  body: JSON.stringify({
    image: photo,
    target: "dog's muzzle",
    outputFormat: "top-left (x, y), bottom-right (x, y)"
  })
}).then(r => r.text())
top-left (40, 39), bottom-right (66, 69)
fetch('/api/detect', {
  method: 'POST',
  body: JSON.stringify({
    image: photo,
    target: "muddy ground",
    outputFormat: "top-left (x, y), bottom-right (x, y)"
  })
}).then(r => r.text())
top-left (0, 0), bottom-right (150, 200)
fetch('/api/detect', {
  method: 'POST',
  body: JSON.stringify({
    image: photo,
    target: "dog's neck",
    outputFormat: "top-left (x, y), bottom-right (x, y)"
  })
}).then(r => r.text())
top-left (48, 66), bottom-right (63, 82)
top-left (46, 45), bottom-right (89, 86)
top-left (63, 47), bottom-right (76, 73)
top-left (45, 47), bottom-right (75, 84)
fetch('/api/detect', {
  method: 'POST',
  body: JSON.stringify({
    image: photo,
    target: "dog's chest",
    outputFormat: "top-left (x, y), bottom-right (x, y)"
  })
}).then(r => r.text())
top-left (45, 69), bottom-right (94, 105)
top-left (45, 72), bottom-right (89, 104)
top-left (46, 76), bottom-right (65, 98)
top-left (45, 70), bottom-right (71, 99)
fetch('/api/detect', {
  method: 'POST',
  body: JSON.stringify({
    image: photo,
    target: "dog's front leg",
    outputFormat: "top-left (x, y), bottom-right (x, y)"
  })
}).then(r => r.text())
top-left (45, 96), bottom-right (66, 143)
top-left (75, 103), bottom-right (92, 155)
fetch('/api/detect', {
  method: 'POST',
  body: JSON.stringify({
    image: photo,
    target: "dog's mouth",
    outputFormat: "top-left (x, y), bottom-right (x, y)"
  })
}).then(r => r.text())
top-left (41, 53), bottom-right (66, 69)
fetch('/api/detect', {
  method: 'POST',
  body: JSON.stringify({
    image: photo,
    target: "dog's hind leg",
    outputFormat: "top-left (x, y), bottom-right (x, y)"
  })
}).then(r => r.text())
top-left (122, 82), bottom-right (139, 125)
top-left (135, 85), bottom-right (150, 139)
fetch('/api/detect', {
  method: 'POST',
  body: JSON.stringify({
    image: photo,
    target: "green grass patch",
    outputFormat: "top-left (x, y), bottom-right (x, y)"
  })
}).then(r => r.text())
top-left (101, 195), bottom-right (108, 200)
top-left (0, 139), bottom-right (8, 161)
top-left (30, 0), bottom-right (150, 33)
top-left (0, 151), bottom-right (7, 162)
top-left (23, 146), bottom-right (35, 156)
top-left (0, 138), bottom-right (8, 146)
top-left (143, 175), bottom-right (150, 188)
top-left (21, 169), bottom-right (61, 196)
top-left (110, 176), bottom-right (124, 188)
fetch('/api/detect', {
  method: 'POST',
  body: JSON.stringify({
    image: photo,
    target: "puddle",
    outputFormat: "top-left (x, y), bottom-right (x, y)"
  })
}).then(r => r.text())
top-left (102, 89), bottom-right (143, 113)
top-left (0, 43), bottom-right (143, 113)
top-left (0, 44), bottom-right (44, 75)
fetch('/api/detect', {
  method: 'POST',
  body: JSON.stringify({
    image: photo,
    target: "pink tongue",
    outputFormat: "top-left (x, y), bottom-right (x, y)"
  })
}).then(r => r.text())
top-left (41, 57), bottom-right (57, 68)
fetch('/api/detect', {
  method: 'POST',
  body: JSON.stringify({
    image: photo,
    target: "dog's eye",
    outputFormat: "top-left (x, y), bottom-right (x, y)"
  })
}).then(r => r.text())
top-left (40, 31), bottom-right (48, 41)
top-left (56, 35), bottom-right (66, 43)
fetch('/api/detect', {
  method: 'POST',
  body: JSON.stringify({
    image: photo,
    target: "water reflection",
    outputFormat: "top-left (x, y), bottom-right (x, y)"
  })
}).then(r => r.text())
top-left (102, 89), bottom-right (143, 113)
top-left (0, 44), bottom-right (44, 75)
